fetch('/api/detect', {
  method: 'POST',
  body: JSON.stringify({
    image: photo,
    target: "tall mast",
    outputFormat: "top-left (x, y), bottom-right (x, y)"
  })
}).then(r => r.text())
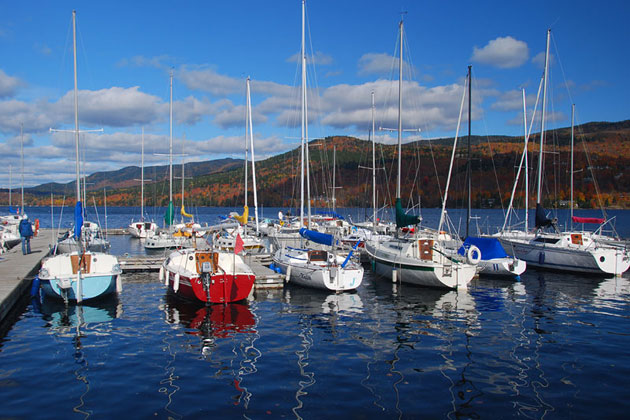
top-left (523, 89), bottom-right (529, 231)
top-left (332, 145), bottom-right (336, 212)
top-left (536, 29), bottom-right (550, 204)
top-left (244, 80), bottom-right (249, 210)
top-left (300, 0), bottom-right (306, 226)
top-left (466, 65), bottom-right (472, 238)
top-left (570, 103), bottom-right (575, 228)
top-left (141, 127), bottom-right (144, 221)
top-left (246, 77), bottom-right (259, 232)
top-left (181, 133), bottom-right (185, 222)
top-left (20, 123), bottom-right (24, 214)
top-left (169, 70), bottom-right (173, 205)
top-left (8, 165), bottom-right (11, 209)
top-left (396, 18), bottom-right (403, 199)
top-left (73, 10), bottom-right (80, 203)
top-left (371, 91), bottom-right (376, 232)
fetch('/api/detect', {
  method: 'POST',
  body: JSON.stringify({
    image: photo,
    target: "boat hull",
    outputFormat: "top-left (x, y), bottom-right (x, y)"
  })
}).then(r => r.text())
top-left (162, 249), bottom-right (255, 304)
top-left (499, 237), bottom-right (630, 276)
top-left (366, 238), bottom-right (476, 289)
top-left (273, 250), bottom-right (363, 291)
top-left (40, 274), bottom-right (118, 301)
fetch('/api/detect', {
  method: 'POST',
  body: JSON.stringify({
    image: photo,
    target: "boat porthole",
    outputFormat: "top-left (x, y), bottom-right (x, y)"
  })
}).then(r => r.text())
top-left (600, 256), bottom-right (605, 262)
top-left (93, 258), bottom-right (97, 262)
top-left (189, 256), bottom-right (194, 261)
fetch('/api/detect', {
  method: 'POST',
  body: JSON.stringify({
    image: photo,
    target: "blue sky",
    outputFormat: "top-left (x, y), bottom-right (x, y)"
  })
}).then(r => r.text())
top-left (1, 0), bottom-right (628, 187)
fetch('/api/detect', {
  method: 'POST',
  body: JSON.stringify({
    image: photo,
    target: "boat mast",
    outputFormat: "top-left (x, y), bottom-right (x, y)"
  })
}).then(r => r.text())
top-left (246, 77), bottom-right (259, 232)
top-left (396, 18), bottom-right (403, 199)
top-left (169, 70), bottom-right (173, 209)
top-left (73, 10), bottom-right (80, 204)
top-left (20, 123), bottom-right (24, 214)
top-left (332, 145), bottom-right (336, 212)
top-left (466, 65), bottom-right (471, 238)
top-left (180, 133), bottom-right (185, 223)
top-left (300, 0), bottom-right (306, 227)
top-left (141, 127), bottom-right (144, 221)
top-left (8, 165), bottom-right (11, 209)
top-left (244, 81), bottom-right (249, 214)
top-left (536, 29), bottom-right (550, 205)
top-left (523, 89), bottom-right (529, 231)
top-left (570, 103), bottom-right (575, 229)
top-left (371, 91), bottom-right (376, 232)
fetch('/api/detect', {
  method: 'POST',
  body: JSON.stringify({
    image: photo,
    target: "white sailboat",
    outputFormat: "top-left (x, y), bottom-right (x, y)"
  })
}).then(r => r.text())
top-left (38, 10), bottom-right (121, 303)
top-left (272, 0), bottom-right (364, 292)
top-left (497, 30), bottom-right (630, 276)
top-left (365, 17), bottom-right (477, 290)
top-left (214, 77), bottom-right (266, 254)
top-left (457, 66), bottom-right (526, 279)
top-left (128, 127), bottom-right (158, 238)
top-left (144, 71), bottom-right (192, 250)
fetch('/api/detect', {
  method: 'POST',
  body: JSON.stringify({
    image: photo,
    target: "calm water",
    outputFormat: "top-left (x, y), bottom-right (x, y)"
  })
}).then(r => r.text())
top-left (1, 207), bottom-right (629, 418)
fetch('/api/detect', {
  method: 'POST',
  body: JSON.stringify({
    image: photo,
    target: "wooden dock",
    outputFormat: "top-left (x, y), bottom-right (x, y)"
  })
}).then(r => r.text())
top-left (0, 229), bottom-right (53, 325)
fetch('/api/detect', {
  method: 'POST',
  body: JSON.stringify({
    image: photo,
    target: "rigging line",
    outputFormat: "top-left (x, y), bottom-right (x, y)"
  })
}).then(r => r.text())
top-left (472, 73), bottom-right (506, 216)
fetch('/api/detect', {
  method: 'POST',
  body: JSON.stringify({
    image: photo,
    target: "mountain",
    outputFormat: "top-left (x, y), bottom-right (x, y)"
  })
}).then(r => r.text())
top-left (4, 119), bottom-right (630, 209)
top-left (20, 158), bottom-right (243, 196)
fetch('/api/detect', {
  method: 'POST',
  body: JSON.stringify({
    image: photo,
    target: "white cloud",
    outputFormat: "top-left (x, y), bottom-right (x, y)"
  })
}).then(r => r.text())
top-left (178, 66), bottom-right (243, 96)
top-left (286, 51), bottom-right (333, 65)
top-left (358, 53), bottom-right (415, 76)
top-left (471, 36), bottom-right (529, 69)
top-left (116, 55), bottom-right (174, 69)
top-left (491, 89), bottom-right (538, 112)
top-left (532, 51), bottom-right (555, 69)
top-left (0, 69), bottom-right (24, 98)
top-left (55, 86), bottom-right (164, 127)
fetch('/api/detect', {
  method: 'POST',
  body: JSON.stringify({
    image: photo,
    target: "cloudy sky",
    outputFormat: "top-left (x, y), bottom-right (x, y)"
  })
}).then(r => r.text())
top-left (1, 0), bottom-right (628, 187)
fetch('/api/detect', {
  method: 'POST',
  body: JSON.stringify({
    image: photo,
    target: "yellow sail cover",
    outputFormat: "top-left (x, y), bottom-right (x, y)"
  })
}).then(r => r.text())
top-left (181, 204), bottom-right (193, 219)
top-left (233, 205), bottom-right (249, 225)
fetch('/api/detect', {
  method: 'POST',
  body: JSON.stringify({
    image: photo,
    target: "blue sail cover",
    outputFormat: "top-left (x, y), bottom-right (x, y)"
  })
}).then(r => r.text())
top-left (458, 236), bottom-right (508, 260)
top-left (299, 228), bottom-right (335, 246)
top-left (8, 206), bottom-right (17, 214)
top-left (74, 201), bottom-right (83, 239)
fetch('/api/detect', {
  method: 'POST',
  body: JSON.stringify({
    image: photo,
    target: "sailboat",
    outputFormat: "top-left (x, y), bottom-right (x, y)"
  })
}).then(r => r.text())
top-left (145, 71), bottom-right (191, 250)
top-left (457, 66), bottom-right (526, 279)
top-left (213, 77), bottom-right (266, 254)
top-left (497, 30), bottom-right (630, 276)
top-left (128, 128), bottom-right (158, 238)
top-left (272, 0), bottom-right (364, 292)
top-left (364, 17), bottom-right (477, 289)
top-left (37, 10), bottom-right (122, 303)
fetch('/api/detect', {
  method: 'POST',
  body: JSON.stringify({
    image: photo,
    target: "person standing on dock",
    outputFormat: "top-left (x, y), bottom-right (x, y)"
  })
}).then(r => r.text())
top-left (19, 216), bottom-right (33, 255)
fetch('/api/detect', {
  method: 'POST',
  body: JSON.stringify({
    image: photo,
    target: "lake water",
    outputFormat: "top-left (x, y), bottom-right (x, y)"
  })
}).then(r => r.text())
top-left (1, 207), bottom-right (629, 418)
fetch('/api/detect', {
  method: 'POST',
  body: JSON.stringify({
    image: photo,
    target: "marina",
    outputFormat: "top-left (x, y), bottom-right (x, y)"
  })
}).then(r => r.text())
top-left (1, 2), bottom-right (629, 416)
top-left (0, 208), bottom-right (628, 417)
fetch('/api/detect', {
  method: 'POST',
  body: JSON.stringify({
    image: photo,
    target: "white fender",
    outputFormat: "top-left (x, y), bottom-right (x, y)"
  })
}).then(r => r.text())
top-left (467, 245), bottom-right (482, 265)
top-left (174, 272), bottom-right (180, 292)
top-left (159, 266), bottom-right (166, 285)
top-left (116, 275), bottom-right (123, 293)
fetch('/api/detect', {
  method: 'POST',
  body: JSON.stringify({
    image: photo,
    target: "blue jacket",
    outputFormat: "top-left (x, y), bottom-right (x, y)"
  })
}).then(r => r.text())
top-left (19, 219), bottom-right (33, 238)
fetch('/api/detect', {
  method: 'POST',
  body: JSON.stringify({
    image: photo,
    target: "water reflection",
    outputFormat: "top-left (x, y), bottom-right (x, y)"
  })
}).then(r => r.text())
top-left (33, 296), bottom-right (121, 419)
top-left (162, 296), bottom-right (259, 411)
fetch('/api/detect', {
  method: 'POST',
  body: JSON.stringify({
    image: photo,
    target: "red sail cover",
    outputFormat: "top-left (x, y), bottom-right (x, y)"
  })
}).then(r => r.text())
top-left (572, 216), bottom-right (605, 224)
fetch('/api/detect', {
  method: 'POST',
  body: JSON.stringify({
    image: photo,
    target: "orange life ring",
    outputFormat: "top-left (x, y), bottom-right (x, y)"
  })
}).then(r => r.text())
top-left (34, 219), bottom-right (40, 236)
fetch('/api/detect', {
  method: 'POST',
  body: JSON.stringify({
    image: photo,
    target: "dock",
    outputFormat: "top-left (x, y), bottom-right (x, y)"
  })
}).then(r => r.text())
top-left (0, 229), bottom-right (53, 324)
top-left (0, 231), bottom-right (285, 325)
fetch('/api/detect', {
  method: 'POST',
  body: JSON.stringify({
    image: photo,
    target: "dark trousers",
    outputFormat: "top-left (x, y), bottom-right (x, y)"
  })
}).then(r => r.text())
top-left (21, 236), bottom-right (31, 255)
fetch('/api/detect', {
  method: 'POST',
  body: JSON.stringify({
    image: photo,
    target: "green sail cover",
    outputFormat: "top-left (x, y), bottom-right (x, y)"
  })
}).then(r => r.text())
top-left (164, 201), bottom-right (174, 226)
top-left (395, 198), bottom-right (421, 228)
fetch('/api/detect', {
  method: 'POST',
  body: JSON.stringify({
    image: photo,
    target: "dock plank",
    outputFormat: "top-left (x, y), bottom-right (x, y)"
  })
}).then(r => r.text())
top-left (0, 229), bottom-right (53, 323)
